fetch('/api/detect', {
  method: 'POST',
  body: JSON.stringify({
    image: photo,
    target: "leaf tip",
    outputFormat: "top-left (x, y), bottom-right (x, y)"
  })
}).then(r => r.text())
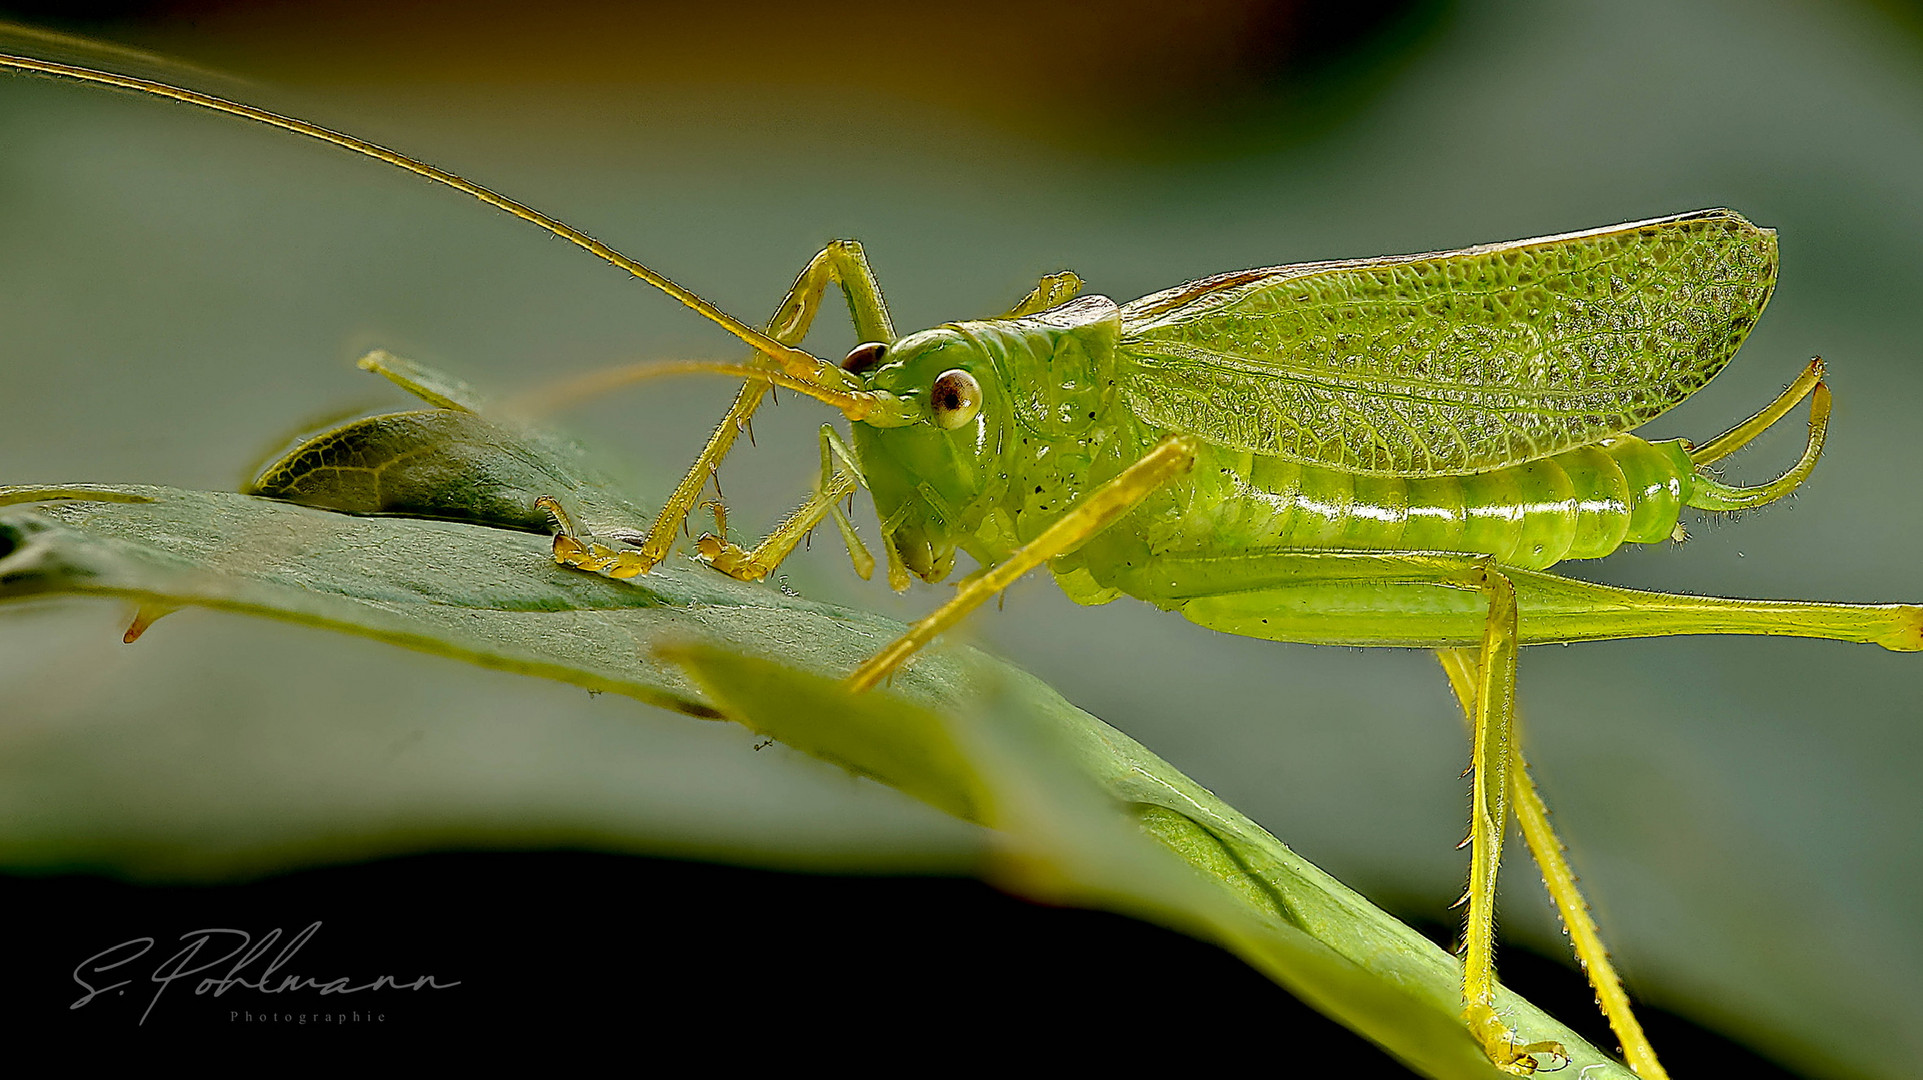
top-left (123, 602), bottom-right (182, 644)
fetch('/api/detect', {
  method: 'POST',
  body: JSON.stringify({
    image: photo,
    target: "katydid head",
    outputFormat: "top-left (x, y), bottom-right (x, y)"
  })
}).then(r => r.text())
top-left (846, 328), bottom-right (1009, 585)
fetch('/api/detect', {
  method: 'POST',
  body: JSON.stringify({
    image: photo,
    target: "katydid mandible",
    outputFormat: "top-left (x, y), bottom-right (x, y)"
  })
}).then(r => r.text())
top-left (9, 52), bottom-right (1919, 1080)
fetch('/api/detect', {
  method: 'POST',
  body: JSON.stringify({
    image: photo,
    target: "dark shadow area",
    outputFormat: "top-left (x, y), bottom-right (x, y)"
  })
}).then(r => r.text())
top-left (5, 850), bottom-right (1804, 1073)
top-left (7, 850), bottom-right (1400, 1067)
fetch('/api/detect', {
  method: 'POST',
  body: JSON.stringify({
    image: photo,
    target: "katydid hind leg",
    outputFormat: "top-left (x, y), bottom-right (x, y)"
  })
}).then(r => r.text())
top-left (1168, 547), bottom-right (1923, 1074)
top-left (1438, 649), bottom-right (1668, 1080)
top-left (1439, 560), bottom-right (1569, 1073)
top-left (1161, 553), bottom-right (1922, 653)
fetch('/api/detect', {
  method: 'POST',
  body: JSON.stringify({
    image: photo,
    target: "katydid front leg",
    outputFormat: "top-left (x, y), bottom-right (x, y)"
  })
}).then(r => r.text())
top-left (695, 425), bottom-right (872, 582)
top-left (548, 240), bottom-right (895, 579)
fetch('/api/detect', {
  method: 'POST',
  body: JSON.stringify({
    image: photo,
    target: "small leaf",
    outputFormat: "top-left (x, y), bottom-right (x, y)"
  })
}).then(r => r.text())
top-left (246, 349), bottom-right (653, 536)
top-left (245, 409), bottom-right (650, 535)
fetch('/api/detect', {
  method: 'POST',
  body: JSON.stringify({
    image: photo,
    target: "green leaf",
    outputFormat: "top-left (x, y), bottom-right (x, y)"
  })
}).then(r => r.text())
top-left (0, 480), bottom-right (1630, 1077)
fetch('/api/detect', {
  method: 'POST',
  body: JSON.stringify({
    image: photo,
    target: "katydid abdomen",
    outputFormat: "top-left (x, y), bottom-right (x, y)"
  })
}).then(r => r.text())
top-left (1117, 431), bottom-right (1697, 573)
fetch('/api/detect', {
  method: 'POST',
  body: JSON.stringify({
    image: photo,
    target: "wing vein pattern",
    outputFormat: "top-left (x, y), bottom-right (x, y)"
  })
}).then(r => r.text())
top-left (1116, 209), bottom-right (1777, 475)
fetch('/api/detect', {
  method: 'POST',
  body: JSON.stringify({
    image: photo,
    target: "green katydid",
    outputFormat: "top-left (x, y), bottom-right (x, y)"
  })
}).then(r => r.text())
top-left (7, 51), bottom-right (1919, 1080)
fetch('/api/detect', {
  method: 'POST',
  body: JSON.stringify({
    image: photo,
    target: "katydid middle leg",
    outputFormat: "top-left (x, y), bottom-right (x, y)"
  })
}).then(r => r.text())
top-left (853, 537), bottom-right (1569, 1070)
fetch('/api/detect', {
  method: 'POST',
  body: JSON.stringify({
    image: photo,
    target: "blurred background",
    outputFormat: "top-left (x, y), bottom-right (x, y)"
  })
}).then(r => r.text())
top-left (0, 1), bottom-right (1919, 1073)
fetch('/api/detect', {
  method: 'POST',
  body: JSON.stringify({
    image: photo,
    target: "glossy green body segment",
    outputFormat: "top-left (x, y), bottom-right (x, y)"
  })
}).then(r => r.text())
top-left (1070, 428), bottom-right (1696, 580)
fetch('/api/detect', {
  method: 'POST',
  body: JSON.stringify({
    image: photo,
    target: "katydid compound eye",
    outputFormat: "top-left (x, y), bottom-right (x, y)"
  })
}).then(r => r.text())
top-left (930, 369), bottom-right (981, 430)
top-left (842, 341), bottom-right (888, 375)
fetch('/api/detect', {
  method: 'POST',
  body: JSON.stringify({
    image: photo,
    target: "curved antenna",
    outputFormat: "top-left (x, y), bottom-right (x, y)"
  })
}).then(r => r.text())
top-left (0, 52), bottom-right (825, 378)
top-left (510, 358), bottom-right (882, 420)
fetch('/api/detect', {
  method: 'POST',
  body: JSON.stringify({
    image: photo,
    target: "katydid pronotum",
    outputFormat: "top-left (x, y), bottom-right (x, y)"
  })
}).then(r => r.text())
top-left (6, 51), bottom-right (1918, 1079)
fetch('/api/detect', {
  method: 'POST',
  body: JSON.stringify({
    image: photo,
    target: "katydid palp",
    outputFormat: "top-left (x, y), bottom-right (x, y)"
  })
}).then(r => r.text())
top-left (6, 51), bottom-right (1919, 1080)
